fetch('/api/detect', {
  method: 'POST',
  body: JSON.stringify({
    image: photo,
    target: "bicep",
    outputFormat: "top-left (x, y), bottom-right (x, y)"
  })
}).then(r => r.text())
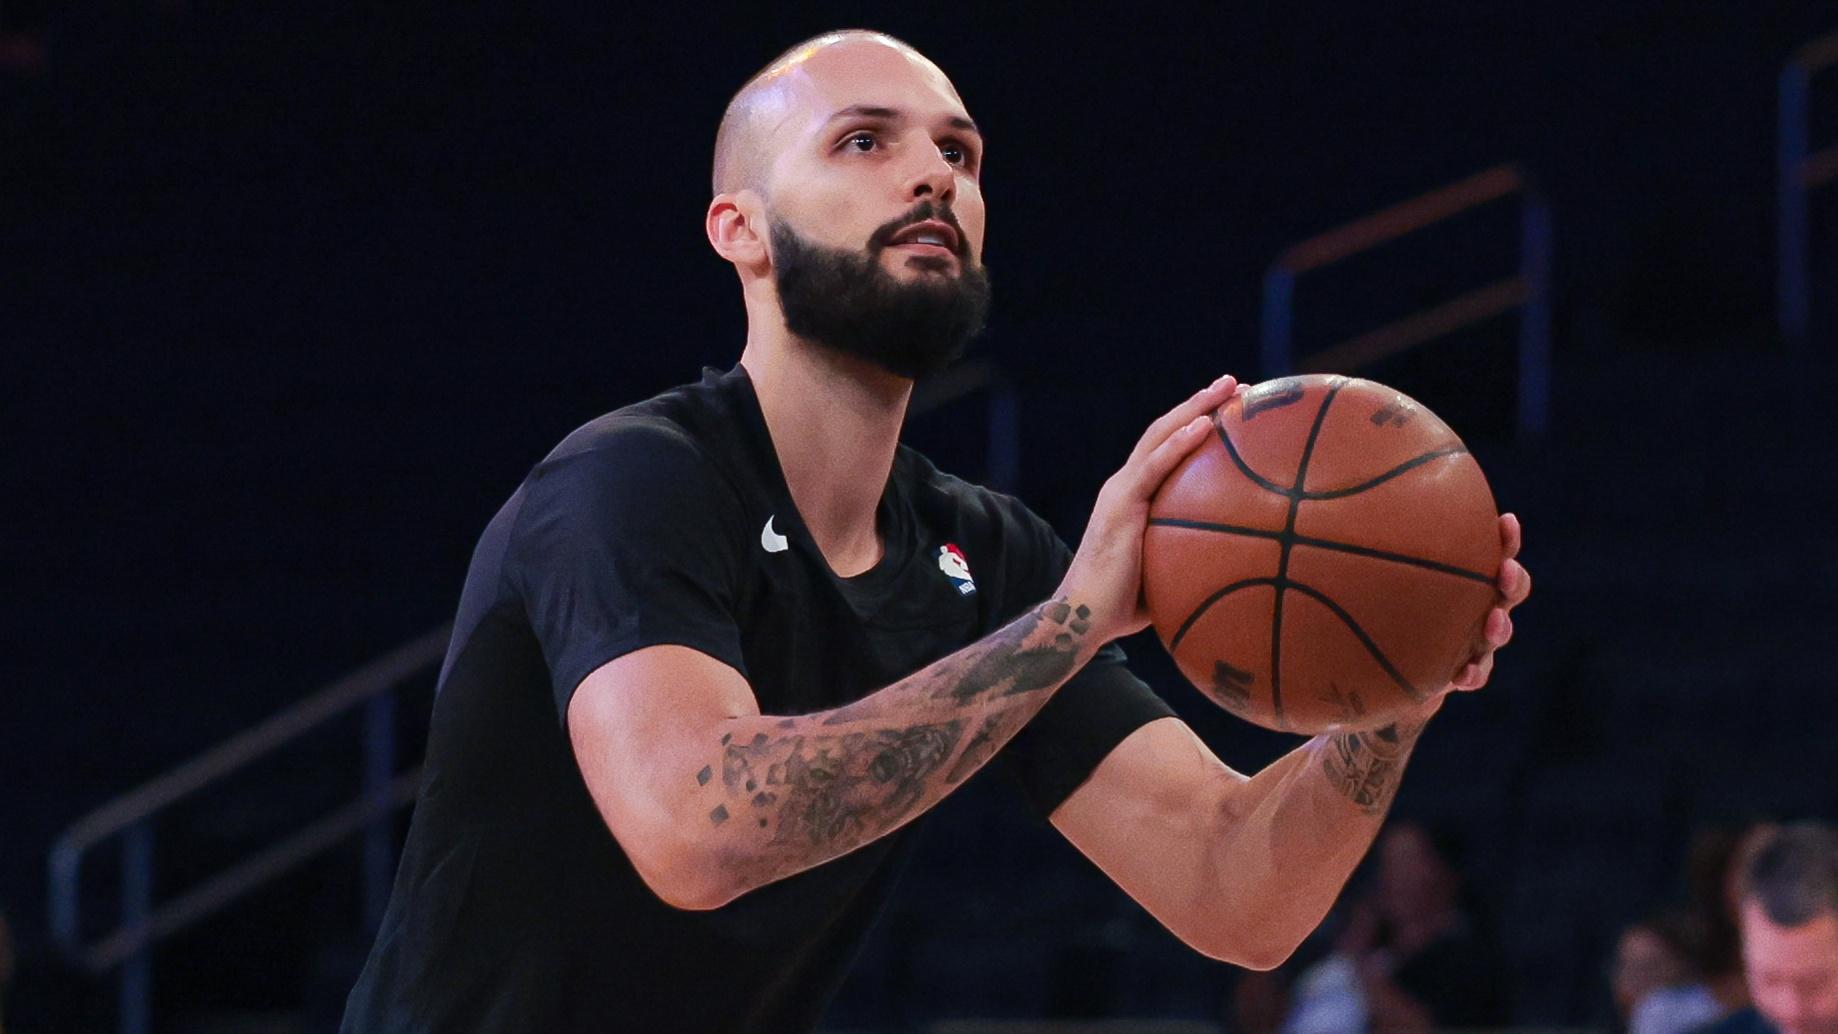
top-left (566, 645), bottom-right (757, 892)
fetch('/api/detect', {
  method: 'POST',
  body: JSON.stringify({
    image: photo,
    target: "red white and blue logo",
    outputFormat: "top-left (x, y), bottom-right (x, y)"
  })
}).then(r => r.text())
top-left (937, 543), bottom-right (977, 596)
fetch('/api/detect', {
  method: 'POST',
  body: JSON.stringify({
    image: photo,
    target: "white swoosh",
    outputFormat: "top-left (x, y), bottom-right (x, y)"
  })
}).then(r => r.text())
top-left (760, 515), bottom-right (789, 553)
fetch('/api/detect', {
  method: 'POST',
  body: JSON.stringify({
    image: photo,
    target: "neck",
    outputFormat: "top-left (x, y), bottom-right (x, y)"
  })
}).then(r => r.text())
top-left (740, 323), bottom-right (910, 578)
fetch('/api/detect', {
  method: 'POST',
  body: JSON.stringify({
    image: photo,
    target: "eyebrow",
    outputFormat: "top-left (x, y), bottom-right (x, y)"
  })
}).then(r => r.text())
top-left (824, 104), bottom-right (981, 138)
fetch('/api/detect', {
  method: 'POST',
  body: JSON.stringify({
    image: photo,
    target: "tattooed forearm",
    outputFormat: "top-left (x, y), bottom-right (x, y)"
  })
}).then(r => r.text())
top-left (939, 599), bottom-right (1091, 702)
top-left (692, 597), bottom-right (1100, 889)
top-left (718, 722), bottom-right (964, 844)
top-left (821, 597), bottom-right (1088, 726)
top-left (1320, 721), bottom-right (1422, 816)
top-left (944, 705), bottom-right (1027, 785)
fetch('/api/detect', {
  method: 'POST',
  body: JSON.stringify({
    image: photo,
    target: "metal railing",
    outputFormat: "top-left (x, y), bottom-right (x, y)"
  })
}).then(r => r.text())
top-left (48, 626), bottom-right (451, 1034)
top-left (1260, 164), bottom-right (1553, 440)
top-left (1778, 28), bottom-right (1838, 349)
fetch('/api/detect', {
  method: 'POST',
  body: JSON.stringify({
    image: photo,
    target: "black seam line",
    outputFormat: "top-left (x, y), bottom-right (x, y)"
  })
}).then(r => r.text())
top-left (1301, 446), bottom-right (1469, 500)
top-left (1148, 518), bottom-right (1283, 540)
top-left (1272, 378), bottom-right (1345, 730)
top-left (1213, 414), bottom-right (1295, 498)
top-left (1169, 577), bottom-right (1281, 652)
top-left (1283, 582), bottom-right (1431, 702)
top-left (1147, 518), bottom-right (1494, 585)
top-left (1165, 577), bottom-right (1430, 704)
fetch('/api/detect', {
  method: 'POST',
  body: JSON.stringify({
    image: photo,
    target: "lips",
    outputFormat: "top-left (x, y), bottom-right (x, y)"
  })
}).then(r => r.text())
top-left (887, 220), bottom-right (960, 254)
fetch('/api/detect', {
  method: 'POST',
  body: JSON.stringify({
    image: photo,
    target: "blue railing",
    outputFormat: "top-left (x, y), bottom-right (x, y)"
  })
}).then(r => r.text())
top-left (47, 627), bottom-right (449, 1034)
top-left (1261, 164), bottom-right (1552, 441)
top-left (1778, 28), bottom-right (1838, 350)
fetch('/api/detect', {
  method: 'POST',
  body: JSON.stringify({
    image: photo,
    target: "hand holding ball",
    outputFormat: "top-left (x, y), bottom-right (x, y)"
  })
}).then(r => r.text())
top-left (1143, 375), bottom-right (1501, 734)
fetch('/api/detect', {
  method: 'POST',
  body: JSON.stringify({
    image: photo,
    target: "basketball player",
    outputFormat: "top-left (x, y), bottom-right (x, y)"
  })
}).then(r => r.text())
top-left (341, 30), bottom-right (1530, 1032)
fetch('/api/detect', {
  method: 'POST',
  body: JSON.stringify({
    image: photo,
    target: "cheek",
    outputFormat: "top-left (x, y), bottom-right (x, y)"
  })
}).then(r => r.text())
top-left (956, 189), bottom-right (989, 256)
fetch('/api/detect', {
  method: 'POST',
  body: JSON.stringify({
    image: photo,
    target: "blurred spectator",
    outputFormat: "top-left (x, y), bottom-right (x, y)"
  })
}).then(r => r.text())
top-left (1613, 911), bottom-right (1722, 1034)
top-left (1696, 822), bottom-right (1838, 1034)
top-left (1686, 822), bottom-right (1781, 1013)
top-left (1280, 822), bottom-right (1508, 1034)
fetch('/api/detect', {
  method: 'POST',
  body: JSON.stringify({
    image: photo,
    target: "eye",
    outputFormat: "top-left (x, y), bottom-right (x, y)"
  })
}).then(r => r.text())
top-left (845, 131), bottom-right (878, 153)
top-left (940, 138), bottom-right (979, 171)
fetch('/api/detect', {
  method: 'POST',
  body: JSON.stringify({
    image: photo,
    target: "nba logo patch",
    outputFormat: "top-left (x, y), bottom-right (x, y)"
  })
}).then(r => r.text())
top-left (937, 543), bottom-right (976, 596)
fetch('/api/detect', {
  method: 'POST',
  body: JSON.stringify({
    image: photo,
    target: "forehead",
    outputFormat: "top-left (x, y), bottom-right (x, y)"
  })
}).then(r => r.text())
top-left (1743, 904), bottom-right (1838, 970)
top-left (766, 39), bottom-right (970, 140)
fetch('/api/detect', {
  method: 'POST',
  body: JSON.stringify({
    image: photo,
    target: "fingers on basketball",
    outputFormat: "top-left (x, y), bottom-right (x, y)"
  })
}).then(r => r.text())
top-left (1133, 375), bottom-right (1238, 463)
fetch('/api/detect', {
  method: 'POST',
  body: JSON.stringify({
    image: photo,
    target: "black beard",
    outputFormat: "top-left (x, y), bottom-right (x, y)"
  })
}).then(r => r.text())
top-left (770, 203), bottom-right (991, 380)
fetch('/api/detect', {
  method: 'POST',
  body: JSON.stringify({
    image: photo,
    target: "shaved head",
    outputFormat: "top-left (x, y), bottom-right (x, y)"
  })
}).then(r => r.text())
top-left (703, 29), bottom-right (990, 379)
top-left (711, 30), bottom-right (950, 196)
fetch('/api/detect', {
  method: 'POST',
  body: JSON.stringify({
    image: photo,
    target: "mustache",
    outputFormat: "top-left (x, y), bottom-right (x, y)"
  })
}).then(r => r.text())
top-left (868, 201), bottom-right (969, 257)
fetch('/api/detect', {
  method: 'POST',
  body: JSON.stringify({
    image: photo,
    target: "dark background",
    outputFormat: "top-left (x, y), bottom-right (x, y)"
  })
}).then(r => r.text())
top-left (5, 2), bottom-right (1838, 1030)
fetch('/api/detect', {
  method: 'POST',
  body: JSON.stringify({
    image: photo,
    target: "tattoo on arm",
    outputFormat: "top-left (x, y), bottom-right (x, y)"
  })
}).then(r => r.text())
top-left (1320, 721), bottom-right (1420, 816)
top-left (693, 597), bottom-right (1094, 879)
top-left (944, 705), bottom-right (1027, 785)
top-left (716, 722), bottom-right (964, 843)
top-left (941, 600), bottom-right (1090, 702)
top-left (820, 598), bottom-right (1091, 726)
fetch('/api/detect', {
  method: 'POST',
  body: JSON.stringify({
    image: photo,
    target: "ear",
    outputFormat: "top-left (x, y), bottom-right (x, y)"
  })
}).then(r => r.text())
top-left (706, 191), bottom-right (769, 271)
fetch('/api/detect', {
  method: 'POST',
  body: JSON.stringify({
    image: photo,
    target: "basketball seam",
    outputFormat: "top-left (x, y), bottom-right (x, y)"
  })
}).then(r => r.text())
top-left (1211, 415), bottom-right (1294, 497)
top-left (1168, 577), bottom-right (1280, 652)
top-left (1300, 446), bottom-right (1470, 500)
top-left (1270, 378), bottom-right (1346, 730)
top-left (1283, 583), bottom-right (1432, 702)
top-left (1146, 518), bottom-right (1495, 585)
top-left (1163, 576), bottom-right (1429, 705)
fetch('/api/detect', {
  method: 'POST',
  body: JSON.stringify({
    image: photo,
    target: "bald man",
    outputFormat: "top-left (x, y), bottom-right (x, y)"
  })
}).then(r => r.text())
top-left (341, 30), bottom-right (1529, 1032)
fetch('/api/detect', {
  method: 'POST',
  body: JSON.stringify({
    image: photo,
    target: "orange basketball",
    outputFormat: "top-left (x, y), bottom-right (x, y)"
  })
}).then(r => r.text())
top-left (1143, 374), bottom-right (1501, 734)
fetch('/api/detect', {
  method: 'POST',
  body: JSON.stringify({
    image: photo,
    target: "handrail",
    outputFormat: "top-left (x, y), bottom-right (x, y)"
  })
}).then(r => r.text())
top-left (48, 625), bottom-right (450, 1034)
top-left (1778, 28), bottom-right (1838, 349)
top-left (1275, 166), bottom-right (1524, 274)
top-left (1261, 163), bottom-right (1552, 441)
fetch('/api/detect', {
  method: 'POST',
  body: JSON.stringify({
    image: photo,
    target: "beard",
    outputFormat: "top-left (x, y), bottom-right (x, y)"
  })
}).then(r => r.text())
top-left (770, 202), bottom-right (992, 380)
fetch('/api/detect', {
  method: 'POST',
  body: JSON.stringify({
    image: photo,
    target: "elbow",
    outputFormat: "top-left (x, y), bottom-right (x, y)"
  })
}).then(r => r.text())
top-left (1184, 902), bottom-right (1305, 971)
top-left (626, 833), bottom-right (746, 912)
top-left (1204, 935), bottom-right (1299, 972)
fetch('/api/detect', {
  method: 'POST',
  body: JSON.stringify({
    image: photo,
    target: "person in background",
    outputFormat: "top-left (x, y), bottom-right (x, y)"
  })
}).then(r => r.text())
top-left (1280, 821), bottom-right (1508, 1034)
top-left (1695, 823), bottom-right (1838, 1034)
top-left (1686, 822), bottom-right (1783, 1015)
top-left (1614, 910), bottom-right (1723, 1034)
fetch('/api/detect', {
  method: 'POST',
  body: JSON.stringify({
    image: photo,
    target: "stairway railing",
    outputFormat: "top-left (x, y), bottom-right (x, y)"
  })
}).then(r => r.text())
top-left (1260, 164), bottom-right (1552, 441)
top-left (47, 627), bottom-right (450, 1034)
top-left (1778, 28), bottom-right (1838, 349)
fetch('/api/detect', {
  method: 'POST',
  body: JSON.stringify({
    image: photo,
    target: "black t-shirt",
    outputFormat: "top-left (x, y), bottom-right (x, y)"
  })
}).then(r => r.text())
top-left (342, 365), bottom-right (1175, 1033)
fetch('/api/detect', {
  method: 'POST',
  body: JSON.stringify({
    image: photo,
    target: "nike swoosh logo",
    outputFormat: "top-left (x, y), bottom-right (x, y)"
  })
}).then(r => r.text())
top-left (760, 515), bottom-right (789, 553)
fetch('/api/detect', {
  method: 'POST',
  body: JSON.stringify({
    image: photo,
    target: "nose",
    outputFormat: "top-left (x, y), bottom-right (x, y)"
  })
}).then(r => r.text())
top-left (902, 137), bottom-right (955, 205)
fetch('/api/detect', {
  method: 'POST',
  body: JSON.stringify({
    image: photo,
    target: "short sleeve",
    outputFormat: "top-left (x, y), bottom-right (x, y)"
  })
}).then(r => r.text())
top-left (505, 420), bottom-right (748, 718)
top-left (993, 505), bottom-right (1177, 817)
